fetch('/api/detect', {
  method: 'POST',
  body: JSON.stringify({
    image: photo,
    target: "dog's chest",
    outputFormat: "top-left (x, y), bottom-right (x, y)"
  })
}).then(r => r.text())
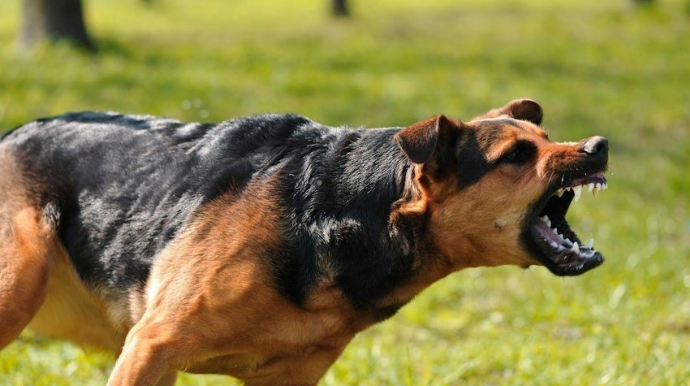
top-left (182, 288), bottom-right (362, 380)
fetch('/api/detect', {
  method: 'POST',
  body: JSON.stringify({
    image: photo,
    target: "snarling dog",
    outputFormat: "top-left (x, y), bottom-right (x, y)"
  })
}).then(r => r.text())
top-left (0, 99), bottom-right (608, 385)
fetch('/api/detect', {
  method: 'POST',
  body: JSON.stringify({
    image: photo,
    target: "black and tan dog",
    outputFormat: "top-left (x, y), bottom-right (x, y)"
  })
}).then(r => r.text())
top-left (0, 99), bottom-right (608, 385)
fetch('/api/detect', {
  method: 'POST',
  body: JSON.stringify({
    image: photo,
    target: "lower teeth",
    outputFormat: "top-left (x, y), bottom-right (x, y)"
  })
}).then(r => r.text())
top-left (540, 217), bottom-right (595, 259)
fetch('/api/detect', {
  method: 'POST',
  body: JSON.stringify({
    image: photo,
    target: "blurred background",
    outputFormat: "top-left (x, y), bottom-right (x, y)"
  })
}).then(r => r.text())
top-left (0, 0), bottom-right (689, 385)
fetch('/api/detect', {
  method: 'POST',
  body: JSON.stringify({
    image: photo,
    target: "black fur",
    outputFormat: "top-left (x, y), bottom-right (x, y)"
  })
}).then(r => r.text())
top-left (271, 127), bottom-right (417, 307)
top-left (1, 112), bottom-right (490, 311)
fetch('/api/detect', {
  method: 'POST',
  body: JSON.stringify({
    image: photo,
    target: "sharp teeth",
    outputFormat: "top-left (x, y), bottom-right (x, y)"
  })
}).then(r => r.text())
top-left (556, 181), bottom-right (607, 199)
top-left (550, 241), bottom-right (559, 248)
top-left (541, 216), bottom-right (552, 227)
top-left (572, 242), bottom-right (580, 254)
top-left (572, 185), bottom-right (582, 201)
top-left (585, 239), bottom-right (593, 249)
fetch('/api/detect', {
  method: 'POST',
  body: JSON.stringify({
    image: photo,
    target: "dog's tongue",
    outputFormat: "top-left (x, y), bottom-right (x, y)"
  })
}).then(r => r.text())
top-left (533, 216), bottom-right (577, 251)
top-left (534, 219), bottom-right (562, 245)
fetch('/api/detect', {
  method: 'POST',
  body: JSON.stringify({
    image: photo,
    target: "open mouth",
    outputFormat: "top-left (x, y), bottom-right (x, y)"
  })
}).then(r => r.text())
top-left (528, 172), bottom-right (608, 275)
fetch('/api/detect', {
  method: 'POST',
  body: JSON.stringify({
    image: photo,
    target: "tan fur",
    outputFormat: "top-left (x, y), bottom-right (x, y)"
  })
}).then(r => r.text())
top-left (107, 182), bottom-right (358, 385)
top-left (27, 249), bottom-right (127, 353)
top-left (425, 122), bottom-right (551, 270)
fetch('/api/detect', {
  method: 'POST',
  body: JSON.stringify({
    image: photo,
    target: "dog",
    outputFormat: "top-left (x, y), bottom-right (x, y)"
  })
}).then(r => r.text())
top-left (0, 99), bottom-right (608, 385)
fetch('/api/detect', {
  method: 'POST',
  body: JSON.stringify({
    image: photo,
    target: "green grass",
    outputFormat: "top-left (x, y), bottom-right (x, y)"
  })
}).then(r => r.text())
top-left (1, 0), bottom-right (689, 385)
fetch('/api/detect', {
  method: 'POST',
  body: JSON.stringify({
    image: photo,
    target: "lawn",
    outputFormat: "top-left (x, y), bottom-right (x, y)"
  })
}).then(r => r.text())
top-left (1, 0), bottom-right (689, 385)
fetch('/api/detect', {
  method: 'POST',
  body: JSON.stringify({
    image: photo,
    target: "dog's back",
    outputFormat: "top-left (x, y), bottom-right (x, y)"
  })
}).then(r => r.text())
top-left (1, 112), bottom-right (318, 293)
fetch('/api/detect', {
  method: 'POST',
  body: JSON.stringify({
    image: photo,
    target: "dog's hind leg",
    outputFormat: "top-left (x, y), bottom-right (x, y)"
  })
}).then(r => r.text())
top-left (0, 152), bottom-right (57, 350)
top-left (0, 206), bottom-right (57, 349)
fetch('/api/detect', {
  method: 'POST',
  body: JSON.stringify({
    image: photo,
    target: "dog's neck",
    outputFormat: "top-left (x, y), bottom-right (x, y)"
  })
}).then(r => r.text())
top-left (274, 126), bottom-right (453, 321)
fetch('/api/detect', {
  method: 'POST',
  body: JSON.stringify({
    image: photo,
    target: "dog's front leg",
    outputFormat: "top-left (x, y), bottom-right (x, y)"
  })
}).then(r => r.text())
top-left (106, 319), bottom-right (181, 386)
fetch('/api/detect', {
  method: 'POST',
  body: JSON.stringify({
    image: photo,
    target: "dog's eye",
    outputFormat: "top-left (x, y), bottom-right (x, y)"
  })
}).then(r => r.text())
top-left (501, 141), bottom-right (535, 164)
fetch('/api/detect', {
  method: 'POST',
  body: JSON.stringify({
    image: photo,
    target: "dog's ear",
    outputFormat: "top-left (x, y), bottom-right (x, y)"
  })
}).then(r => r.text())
top-left (394, 115), bottom-right (458, 164)
top-left (474, 98), bottom-right (543, 125)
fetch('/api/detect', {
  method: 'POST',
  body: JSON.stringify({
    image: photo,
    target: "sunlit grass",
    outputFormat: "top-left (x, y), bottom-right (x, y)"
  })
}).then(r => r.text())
top-left (1, 0), bottom-right (689, 385)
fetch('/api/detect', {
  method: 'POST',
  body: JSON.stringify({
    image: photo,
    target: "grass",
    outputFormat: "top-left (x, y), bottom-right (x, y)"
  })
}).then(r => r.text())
top-left (1, 0), bottom-right (690, 384)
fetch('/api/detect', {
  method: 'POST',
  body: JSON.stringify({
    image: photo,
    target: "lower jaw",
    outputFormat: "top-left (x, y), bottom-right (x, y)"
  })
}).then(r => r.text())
top-left (535, 246), bottom-right (604, 276)
top-left (530, 228), bottom-right (603, 275)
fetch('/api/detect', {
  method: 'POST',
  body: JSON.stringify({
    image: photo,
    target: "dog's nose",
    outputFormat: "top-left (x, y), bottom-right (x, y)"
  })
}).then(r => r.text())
top-left (579, 136), bottom-right (608, 156)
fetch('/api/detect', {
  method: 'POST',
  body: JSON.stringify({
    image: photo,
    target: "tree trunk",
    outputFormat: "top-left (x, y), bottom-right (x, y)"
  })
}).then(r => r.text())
top-left (332, 0), bottom-right (350, 17)
top-left (18, 0), bottom-right (94, 51)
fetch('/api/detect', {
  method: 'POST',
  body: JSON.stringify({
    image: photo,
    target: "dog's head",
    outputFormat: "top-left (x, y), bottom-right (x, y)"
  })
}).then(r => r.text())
top-left (395, 99), bottom-right (608, 276)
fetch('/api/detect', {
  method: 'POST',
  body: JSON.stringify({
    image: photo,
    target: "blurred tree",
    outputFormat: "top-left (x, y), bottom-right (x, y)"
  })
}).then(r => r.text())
top-left (631, 0), bottom-right (654, 5)
top-left (332, 0), bottom-right (350, 17)
top-left (18, 0), bottom-right (94, 51)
